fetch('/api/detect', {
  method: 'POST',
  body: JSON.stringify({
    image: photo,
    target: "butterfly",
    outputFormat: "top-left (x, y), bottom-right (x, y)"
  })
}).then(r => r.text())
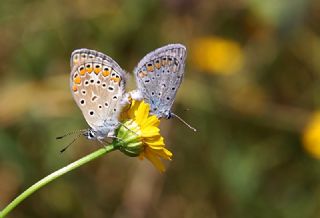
top-left (132, 44), bottom-right (196, 131)
top-left (69, 48), bottom-right (127, 141)
top-left (67, 44), bottom-right (194, 144)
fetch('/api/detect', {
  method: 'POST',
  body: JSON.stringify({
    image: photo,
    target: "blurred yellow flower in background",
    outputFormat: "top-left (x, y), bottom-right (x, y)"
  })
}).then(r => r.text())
top-left (117, 100), bottom-right (173, 172)
top-left (302, 111), bottom-right (320, 159)
top-left (191, 37), bottom-right (244, 75)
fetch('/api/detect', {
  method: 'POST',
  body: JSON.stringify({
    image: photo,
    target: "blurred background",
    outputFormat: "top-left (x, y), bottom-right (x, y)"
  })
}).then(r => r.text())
top-left (1, 0), bottom-right (320, 217)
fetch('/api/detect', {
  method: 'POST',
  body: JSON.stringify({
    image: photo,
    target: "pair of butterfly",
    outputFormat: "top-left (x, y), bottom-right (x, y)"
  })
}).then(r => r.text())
top-left (65, 44), bottom-right (195, 146)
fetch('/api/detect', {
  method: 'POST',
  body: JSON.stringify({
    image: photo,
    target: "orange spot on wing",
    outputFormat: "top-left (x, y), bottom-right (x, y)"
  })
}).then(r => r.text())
top-left (147, 64), bottom-right (154, 72)
top-left (79, 68), bottom-right (86, 75)
top-left (155, 61), bottom-right (161, 69)
top-left (94, 68), bottom-right (101, 75)
top-left (74, 76), bottom-right (81, 84)
top-left (103, 69), bottom-right (110, 77)
top-left (162, 58), bottom-right (168, 66)
top-left (110, 77), bottom-right (121, 83)
top-left (86, 68), bottom-right (93, 73)
top-left (138, 72), bottom-right (145, 78)
top-left (72, 85), bottom-right (78, 92)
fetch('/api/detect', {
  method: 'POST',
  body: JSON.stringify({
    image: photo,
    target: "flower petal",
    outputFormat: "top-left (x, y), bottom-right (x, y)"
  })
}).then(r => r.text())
top-left (141, 126), bottom-right (160, 137)
top-left (144, 136), bottom-right (165, 146)
top-left (146, 147), bottom-right (173, 160)
top-left (141, 115), bottom-right (160, 128)
top-left (135, 101), bottom-right (150, 125)
top-left (144, 149), bottom-right (166, 172)
top-left (118, 100), bottom-right (173, 172)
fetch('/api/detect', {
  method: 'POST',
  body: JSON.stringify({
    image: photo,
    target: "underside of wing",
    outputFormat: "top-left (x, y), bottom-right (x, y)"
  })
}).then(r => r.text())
top-left (133, 44), bottom-right (187, 118)
top-left (70, 49), bottom-right (126, 133)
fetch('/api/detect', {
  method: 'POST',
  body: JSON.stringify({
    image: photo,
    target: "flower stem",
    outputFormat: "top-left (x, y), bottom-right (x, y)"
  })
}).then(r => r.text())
top-left (0, 144), bottom-right (117, 218)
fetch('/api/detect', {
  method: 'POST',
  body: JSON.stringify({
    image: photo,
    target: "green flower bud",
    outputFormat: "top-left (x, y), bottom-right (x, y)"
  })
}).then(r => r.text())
top-left (116, 120), bottom-right (144, 157)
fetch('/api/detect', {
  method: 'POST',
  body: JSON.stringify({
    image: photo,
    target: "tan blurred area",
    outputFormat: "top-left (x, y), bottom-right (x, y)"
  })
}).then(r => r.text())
top-left (1, 0), bottom-right (320, 217)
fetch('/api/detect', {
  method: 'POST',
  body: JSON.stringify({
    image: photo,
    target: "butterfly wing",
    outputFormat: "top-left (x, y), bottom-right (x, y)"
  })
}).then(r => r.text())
top-left (70, 49), bottom-right (126, 136)
top-left (133, 44), bottom-right (186, 118)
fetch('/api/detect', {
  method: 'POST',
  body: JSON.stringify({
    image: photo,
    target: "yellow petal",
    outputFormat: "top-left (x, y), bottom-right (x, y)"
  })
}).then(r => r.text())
top-left (141, 126), bottom-right (159, 137)
top-left (127, 100), bottom-right (140, 119)
top-left (141, 115), bottom-right (160, 128)
top-left (135, 101), bottom-right (150, 124)
top-left (146, 147), bottom-right (173, 160)
top-left (144, 149), bottom-right (165, 172)
top-left (144, 136), bottom-right (165, 146)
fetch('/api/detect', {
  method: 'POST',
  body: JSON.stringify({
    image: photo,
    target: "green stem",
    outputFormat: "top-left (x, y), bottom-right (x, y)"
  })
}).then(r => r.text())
top-left (0, 144), bottom-right (117, 218)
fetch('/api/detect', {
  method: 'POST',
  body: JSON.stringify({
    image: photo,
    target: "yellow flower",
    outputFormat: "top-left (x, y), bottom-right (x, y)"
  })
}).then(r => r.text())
top-left (191, 37), bottom-right (244, 75)
top-left (302, 111), bottom-right (320, 159)
top-left (116, 100), bottom-right (173, 172)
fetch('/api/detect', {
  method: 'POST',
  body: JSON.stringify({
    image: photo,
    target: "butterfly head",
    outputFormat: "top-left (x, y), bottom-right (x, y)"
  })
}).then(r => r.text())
top-left (164, 110), bottom-right (172, 119)
top-left (83, 129), bottom-right (97, 140)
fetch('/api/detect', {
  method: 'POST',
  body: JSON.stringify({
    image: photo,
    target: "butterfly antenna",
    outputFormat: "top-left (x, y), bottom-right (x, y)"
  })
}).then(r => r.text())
top-left (60, 133), bottom-right (82, 153)
top-left (56, 129), bottom-right (87, 140)
top-left (171, 112), bottom-right (197, 132)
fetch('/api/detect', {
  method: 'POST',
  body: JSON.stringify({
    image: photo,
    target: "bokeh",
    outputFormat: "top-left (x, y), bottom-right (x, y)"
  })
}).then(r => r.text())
top-left (1, 0), bottom-right (320, 217)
